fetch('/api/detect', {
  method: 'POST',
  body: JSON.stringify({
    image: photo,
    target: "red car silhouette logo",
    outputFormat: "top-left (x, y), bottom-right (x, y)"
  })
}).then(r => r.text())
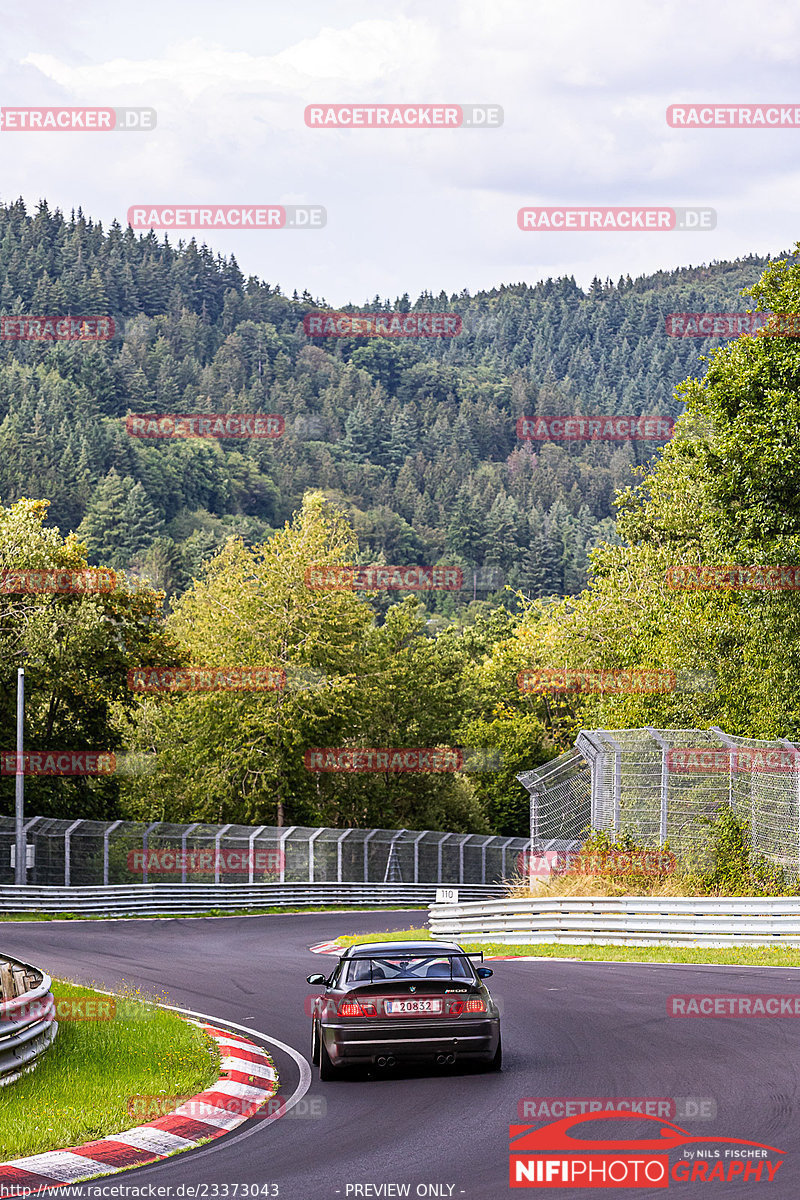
top-left (510, 1111), bottom-right (784, 1155)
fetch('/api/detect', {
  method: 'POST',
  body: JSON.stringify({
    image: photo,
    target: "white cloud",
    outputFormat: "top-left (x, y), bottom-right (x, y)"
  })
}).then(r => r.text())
top-left (4, 0), bottom-right (800, 302)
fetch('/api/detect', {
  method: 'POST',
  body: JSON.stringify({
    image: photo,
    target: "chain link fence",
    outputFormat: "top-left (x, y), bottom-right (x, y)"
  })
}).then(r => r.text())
top-left (519, 727), bottom-right (800, 873)
top-left (0, 817), bottom-right (529, 888)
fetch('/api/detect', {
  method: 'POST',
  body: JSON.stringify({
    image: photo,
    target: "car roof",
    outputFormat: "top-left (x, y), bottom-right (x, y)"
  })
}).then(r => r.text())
top-left (343, 941), bottom-right (466, 958)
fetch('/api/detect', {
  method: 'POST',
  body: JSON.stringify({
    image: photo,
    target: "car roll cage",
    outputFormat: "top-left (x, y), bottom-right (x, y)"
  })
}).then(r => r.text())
top-left (345, 950), bottom-right (483, 983)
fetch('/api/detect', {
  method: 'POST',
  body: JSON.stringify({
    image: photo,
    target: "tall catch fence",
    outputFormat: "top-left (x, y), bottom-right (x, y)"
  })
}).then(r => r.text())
top-left (519, 727), bottom-right (800, 873)
top-left (0, 817), bottom-right (529, 888)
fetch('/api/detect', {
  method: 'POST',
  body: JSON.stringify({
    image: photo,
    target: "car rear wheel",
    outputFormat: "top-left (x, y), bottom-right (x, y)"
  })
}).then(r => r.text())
top-left (486, 1035), bottom-right (502, 1072)
top-left (311, 1019), bottom-right (320, 1066)
top-left (318, 1030), bottom-right (338, 1080)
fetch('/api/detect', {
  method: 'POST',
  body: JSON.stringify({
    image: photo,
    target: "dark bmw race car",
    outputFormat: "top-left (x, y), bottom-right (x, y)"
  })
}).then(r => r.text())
top-left (306, 939), bottom-right (502, 1078)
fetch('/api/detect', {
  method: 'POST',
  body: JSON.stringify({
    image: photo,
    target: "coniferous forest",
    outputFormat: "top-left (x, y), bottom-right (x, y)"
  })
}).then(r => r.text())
top-left (0, 199), bottom-right (774, 606)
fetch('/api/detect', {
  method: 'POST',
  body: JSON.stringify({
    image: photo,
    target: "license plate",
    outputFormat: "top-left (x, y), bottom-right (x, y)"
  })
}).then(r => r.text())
top-left (384, 998), bottom-right (443, 1015)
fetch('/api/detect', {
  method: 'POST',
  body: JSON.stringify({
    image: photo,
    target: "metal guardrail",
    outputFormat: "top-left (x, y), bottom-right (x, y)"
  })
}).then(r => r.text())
top-left (0, 955), bottom-right (56, 1084)
top-left (0, 882), bottom-right (504, 916)
top-left (428, 895), bottom-right (800, 947)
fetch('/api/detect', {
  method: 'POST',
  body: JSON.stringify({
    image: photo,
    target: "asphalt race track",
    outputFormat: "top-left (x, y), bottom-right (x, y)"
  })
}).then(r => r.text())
top-left (3, 911), bottom-right (800, 1199)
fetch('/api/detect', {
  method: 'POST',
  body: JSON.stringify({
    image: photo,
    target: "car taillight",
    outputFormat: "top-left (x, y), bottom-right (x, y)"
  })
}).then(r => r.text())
top-left (445, 995), bottom-right (487, 1015)
top-left (338, 999), bottom-right (376, 1017)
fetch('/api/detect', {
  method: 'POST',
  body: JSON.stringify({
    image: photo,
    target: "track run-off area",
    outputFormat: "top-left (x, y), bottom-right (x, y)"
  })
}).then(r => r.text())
top-left (2, 910), bottom-right (800, 1199)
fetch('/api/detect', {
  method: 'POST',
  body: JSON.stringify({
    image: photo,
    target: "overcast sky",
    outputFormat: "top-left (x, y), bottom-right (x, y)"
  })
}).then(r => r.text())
top-left (1, 0), bottom-right (798, 305)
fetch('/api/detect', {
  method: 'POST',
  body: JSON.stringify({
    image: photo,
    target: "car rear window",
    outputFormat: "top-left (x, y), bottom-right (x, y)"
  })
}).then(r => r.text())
top-left (344, 954), bottom-right (474, 983)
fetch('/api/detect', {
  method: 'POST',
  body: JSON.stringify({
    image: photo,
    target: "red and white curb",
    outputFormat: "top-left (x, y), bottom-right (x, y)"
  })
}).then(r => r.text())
top-left (309, 939), bottom-right (342, 955)
top-left (0, 1022), bottom-right (278, 1188)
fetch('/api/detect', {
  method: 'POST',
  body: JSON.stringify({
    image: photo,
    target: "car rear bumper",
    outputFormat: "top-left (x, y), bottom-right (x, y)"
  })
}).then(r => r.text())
top-left (322, 1017), bottom-right (500, 1064)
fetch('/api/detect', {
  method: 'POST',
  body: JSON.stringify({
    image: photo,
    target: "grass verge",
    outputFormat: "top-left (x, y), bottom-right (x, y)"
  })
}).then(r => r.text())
top-left (0, 979), bottom-right (219, 1160)
top-left (334, 927), bottom-right (800, 968)
top-left (0, 905), bottom-right (426, 922)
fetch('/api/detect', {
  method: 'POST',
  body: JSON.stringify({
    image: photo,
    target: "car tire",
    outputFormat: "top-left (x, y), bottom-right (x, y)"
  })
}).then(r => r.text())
top-left (318, 1030), bottom-right (338, 1080)
top-left (486, 1035), bottom-right (502, 1072)
top-left (311, 1020), bottom-right (320, 1066)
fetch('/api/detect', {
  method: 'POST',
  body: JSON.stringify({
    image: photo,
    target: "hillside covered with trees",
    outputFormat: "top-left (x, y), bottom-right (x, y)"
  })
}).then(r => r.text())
top-left (0, 199), bottom-right (778, 609)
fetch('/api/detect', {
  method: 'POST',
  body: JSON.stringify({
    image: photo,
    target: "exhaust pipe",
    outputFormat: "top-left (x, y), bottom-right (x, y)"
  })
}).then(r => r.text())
top-left (386, 1055), bottom-right (396, 1066)
top-left (376, 1056), bottom-right (388, 1067)
top-left (446, 1053), bottom-right (456, 1064)
top-left (436, 1054), bottom-right (448, 1065)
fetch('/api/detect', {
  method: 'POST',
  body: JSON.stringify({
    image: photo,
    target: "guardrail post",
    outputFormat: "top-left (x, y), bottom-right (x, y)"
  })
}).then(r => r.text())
top-left (248, 825), bottom-right (266, 883)
top-left (103, 819), bottom-right (122, 885)
top-left (181, 822), bottom-right (199, 883)
top-left (458, 834), bottom-right (473, 884)
top-left (336, 828), bottom-right (352, 883)
top-left (499, 836), bottom-right (514, 881)
top-left (214, 823), bottom-right (232, 884)
top-left (141, 821), bottom-right (160, 885)
top-left (383, 829), bottom-right (406, 883)
top-left (278, 826), bottom-right (296, 884)
top-left (308, 827), bottom-right (324, 882)
top-left (14, 668), bottom-right (25, 886)
top-left (412, 830), bottom-right (428, 883)
top-left (481, 836), bottom-right (494, 884)
top-left (646, 729), bottom-right (669, 843)
top-left (710, 727), bottom-right (736, 815)
top-left (436, 832), bottom-right (453, 883)
top-left (779, 739), bottom-right (800, 872)
top-left (363, 830), bottom-right (377, 882)
top-left (597, 731), bottom-right (623, 834)
top-left (63, 819), bottom-right (83, 887)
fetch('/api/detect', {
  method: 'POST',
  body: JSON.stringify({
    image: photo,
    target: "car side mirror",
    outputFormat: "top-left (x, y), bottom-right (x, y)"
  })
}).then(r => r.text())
top-left (476, 967), bottom-right (493, 978)
top-left (306, 974), bottom-right (327, 985)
